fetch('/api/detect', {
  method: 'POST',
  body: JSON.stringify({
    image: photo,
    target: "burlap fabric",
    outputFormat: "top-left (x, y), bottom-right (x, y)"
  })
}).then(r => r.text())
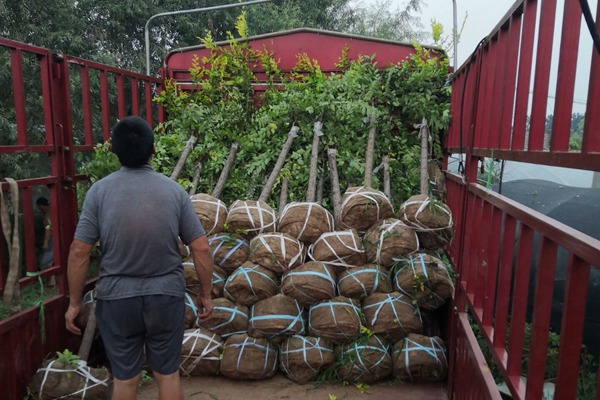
top-left (336, 335), bottom-right (392, 384)
top-left (337, 186), bottom-right (394, 234)
top-left (198, 297), bottom-right (249, 338)
top-left (362, 292), bottom-right (423, 342)
top-left (225, 200), bottom-right (277, 237)
top-left (184, 293), bottom-right (199, 329)
top-left (28, 359), bottom-right (110, 400)
top-left (337, 264), bottom-right (392, 299)
top-left (224, 262), bottom-right (279, 305)
top-left (308, 230), bottom-right (366, 268)
top-left (392, 333), bottom-right (448, 382)
top-left (183, 262), bottom-right (227, 300)
top-left (308, 296), bottom-right (362, 344)
top-left (220, 333), bottom-right (278, 380)
top-left (208, 234), bottom-right (249, 273)
top-left (248, 294), bottom-right (305, 338)
top-left (363, 218), bottom-right (419, 267)
top-left (393, 253), bottom-right (453, 311)
top-left (179, 328), bottom-right (223, 377)
top-left (428, 163), bottom-right (447, 202)
top-left (190, 193), bottom-right (228, 235)
top-left (278, 202), bottom-right (335, 244)
top-left (279, 335), bottom-right (334, 384)
top-left (249, 232), bottom-right (305, 274)
top-left (178, 239), bottom-right (190, 259)
top-left (281, 261), bottom-right (337, 306)
top-left (398, 195), bottom-right (453, 250)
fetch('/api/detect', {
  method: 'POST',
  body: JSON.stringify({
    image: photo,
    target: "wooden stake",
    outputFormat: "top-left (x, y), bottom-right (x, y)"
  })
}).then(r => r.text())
top-left (279, 176), bottom-right (289, 212)
top-left (188, 160), bottom-right (203, 195)
top-left (364, 102), bottom-right (376, 188)
top-left (327, 148), bottom-right (342, 221)
top-left (417, 117), bottom-right (430, 196)
top-left (212, 142), bottom-right (238, 199)
top-left (77, 302), bottom-right (97, 362)
top-left (383, 155), bottom-right (391, 198)
top-left (316, 165), bottom-right (325, 205)
top-left (306, 121), bottom-right (323, 202)
top-left (259, 126), bottom-right (299, 202)
top-left (170, 134), bottom-right (197, 181)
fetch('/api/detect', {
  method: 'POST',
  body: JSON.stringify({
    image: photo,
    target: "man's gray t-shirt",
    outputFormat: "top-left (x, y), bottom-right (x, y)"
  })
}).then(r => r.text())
top-left (74, 165), bottom-right (205, 300)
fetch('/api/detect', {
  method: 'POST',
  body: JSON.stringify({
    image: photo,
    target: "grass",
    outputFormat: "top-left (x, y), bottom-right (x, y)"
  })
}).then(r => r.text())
top-left (0, 283), bottom-right (59, 321)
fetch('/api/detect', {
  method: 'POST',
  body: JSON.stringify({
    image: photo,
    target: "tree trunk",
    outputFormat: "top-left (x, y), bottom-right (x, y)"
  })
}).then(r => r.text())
top-left (383, 155), bottom-right (391, 198)
top-left (306, 121), bottom-right (323, 202)
top-left (77, 302), bottom-right (97, 362)
top-left (188, 160), bottom-right (203, 195)
top-left (259, 126), bottom-right (299, 202)
top-left (170, 134), bottom-right (197, 181)
top-left (212, 142), bottom-right (238, 199)
top-left (279, 176), bottom-right (289, 212)
top-left (1, 178), bottom-right (21, 314)
top-left (418, 117), bottom-right (429, 196)
top-left (327, 148), bottom-right (342, 221)
top-left (316, 165), bottom-right (325, 205)
top-left (364, 103), bottom-right (376, 188)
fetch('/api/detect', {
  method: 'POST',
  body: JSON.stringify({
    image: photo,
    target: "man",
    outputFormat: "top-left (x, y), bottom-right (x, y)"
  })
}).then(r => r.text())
top-left (65, 116), bottom-right (214, 400)
top-left (36, 197), bottom-right (55, 285)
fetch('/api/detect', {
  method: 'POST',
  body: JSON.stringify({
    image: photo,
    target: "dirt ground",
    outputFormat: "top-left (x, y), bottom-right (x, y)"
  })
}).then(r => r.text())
top-left (137, 373), bottom-right (448, 400)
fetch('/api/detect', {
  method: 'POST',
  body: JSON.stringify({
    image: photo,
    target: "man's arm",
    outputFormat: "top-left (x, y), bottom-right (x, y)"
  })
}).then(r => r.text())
top-left (188, 235), bottom-right (214, 322)
top-left (65, 239), bottom-right (94, 335)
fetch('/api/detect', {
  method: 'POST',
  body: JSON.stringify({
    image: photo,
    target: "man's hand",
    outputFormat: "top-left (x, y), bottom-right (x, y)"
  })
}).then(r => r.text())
top-left (65, 304), bottom-right (82, 335)
top-left (197, 296), bottom-right (213, 323)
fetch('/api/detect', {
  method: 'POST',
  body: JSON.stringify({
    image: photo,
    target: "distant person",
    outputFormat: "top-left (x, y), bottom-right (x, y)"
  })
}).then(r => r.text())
top-left (36, 197), bottom-right (55, 286)
top-left (64, 116), bottom-right (214, 400)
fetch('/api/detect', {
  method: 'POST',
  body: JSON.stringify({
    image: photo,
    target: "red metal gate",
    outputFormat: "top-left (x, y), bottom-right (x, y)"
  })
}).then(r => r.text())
top-left (445, 0), bottom-right (600, 399)
top-left (0, 37), bottom-right (162, 400)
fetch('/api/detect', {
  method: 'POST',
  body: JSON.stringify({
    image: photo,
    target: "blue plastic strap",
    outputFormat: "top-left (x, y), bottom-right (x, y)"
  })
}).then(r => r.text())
top-left (207, 305), bottom-right (248, 330)
top-left (185, 292), bottom-right (198, 315)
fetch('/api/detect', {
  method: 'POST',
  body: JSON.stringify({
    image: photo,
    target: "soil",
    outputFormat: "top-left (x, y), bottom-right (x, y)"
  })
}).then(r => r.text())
top-left (137, 373), bottom-right (448, 400)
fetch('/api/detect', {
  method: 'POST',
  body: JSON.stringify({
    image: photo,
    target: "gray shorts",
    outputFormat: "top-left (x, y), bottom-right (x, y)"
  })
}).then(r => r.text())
top-left (96, 295), bottom-right (184, 380)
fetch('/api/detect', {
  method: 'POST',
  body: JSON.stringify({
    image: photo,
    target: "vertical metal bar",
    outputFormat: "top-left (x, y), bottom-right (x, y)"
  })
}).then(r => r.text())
top-left (493, 214), bottom-right (516, 359)
top-left (145, 80), bottom-right (153, 126)
top-left (528, 0), bottom-right (557, 151)
top-left (554, 255), bottom-right (590, 400)
top-left (131, 77), bottom-right (140, 116)
top-left (100, 70), bottom-right (111, 141)
top-left (480, 41), bottom-right (498, 150)
top-left (550, 0), bottom-right (582, 151)
top-left (21, 187), bottom-right (37, 273)
top-left (39, 53), bottom-right (54, 146)
top-left (80, 66), bottom-right (94, 146)
top-left (117, 74), bottom-right (126, 118)
top-left (512, 0), bottom-right (538, 151)
top-left (582, 2), bottom-right (600, 153)
top-left (482, 206), bottom-right (503, 329)
top-left (507, 224), bottom-right (533, 377)
top-left (525, 237), bottom-right (557, 400)
top-left (474, 200), bottom-right (493, 313)
top-left (466, 194), bottom-right (483, 298)
top-left (11, 48), bottom-right (28, 146)
top-left (490, 29), bottom-right (509, 150)
top-left (499, 14), bottom-right (522, 150)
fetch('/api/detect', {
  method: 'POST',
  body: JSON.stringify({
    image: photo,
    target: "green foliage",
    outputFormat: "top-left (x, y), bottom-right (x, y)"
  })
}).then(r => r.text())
top-left (55, 349), bottom-right (80, 369)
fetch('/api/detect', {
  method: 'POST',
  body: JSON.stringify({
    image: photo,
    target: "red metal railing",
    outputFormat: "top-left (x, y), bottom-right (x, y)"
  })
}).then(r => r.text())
top-left (0, 37), bottom-right (162, 400)
top-left (445, 0), bottom-right (600, 399)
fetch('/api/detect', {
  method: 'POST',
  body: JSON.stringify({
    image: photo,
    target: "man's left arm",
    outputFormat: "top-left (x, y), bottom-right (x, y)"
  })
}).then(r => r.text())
top-left (65, 239), bottom-right (94, 335)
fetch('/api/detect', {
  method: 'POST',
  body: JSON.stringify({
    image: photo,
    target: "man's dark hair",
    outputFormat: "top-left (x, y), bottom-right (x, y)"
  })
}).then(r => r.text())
top-left (36, 197), bottom-right (50, 206)
top-left (110, 116), bottom-right (154, 167)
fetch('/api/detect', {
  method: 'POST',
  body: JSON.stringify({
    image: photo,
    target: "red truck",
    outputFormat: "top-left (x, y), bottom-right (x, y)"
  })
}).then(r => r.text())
top-left (1, 0), bottom-right (599, 399)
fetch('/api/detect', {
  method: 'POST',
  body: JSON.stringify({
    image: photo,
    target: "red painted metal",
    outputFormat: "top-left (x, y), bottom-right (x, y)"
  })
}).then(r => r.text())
top-left (99, 70), bottom-right (111, 141)
top-left (117, 74), bottom-right (126, 118)
top-left (11, 48), bottom-right (28, 146)
top-left (131, 77), bottom-right (139, 116)
top-left (80, 66), bottom-right (94, 146)
top-left (550, 0), bottom-right (581, 152)
top-left (499, 14), bottom-right (521, 150)
top-left (582, 3), bottom-right (600, 154)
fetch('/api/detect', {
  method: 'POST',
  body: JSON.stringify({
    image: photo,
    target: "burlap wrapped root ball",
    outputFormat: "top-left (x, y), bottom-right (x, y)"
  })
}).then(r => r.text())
top-left (392, 333), bottom-right (448, 382)
top-left (281, 261), bottom-right (337, 306)
top-left (184, 293), bottom-right (200, 329)
top-left (337, 186), bottom-right (394, 234)
top-left (363, 219), bottom-right (419, 267)
top-left (198, 298), bottom-right (249, 338)
top-left (278, 202), bottom-right (335, 244)
top-left (225, 200), bottom-right (277, 237)
top-left (190, 193), bottom-right (228, 235)
top-left (180, 327), bottom-right (223, 377)
top-left (184, 262), bottom-right (227, 300)
top-left (208, 233), bottom-right (249, 273)
top-left (221, 333), bottom-right (278, 380)
top-left (279, 335), bottom-right (334, 384)
top-left (308, 296), bottom-right (362, 344)
top-left (362, 292), bottom-right (423, 342)
top-left (249, 233), bottom-right (305, 275)
top-left (308, 230), bottom-right (366, 269)
top-left (337, 264), bottom-right (392, 299)
top-left (336, 334), bottom-right (392, 384)
top-left (248, 294), bottom-right (305, 338)
top-left (224, 262), bottom-right (279, 305)
top-left (393, 253), bottom-right (454, 311)
top-left (399, 195), bottom-right (453, 250)
top-left (28, 359), bottom-right (111, 400)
